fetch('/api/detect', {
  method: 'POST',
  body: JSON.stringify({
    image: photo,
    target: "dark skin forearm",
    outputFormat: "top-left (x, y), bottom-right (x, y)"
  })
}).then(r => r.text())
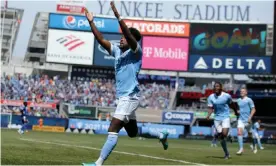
top-left (87, 20), bottom-right (111, 55)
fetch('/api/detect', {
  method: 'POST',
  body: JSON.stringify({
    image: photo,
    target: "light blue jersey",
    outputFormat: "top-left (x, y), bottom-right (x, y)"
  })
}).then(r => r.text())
top-left (208, 92), bottom-right (232, 121)
top-left (110, 43), bottom-right (142, 98)
top-left (237, 97), bottom-right (255, 123)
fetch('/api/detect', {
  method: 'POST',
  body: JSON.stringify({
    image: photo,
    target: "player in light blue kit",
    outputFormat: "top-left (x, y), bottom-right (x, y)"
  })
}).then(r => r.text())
top-left (206, 82), bottom-right (238, 159)
top-left (82, 3), bottom-right (168, 166)
top-left (236, 88), bottom-right (257, 155)
top-left (250, 119), bottom-right (264, 152)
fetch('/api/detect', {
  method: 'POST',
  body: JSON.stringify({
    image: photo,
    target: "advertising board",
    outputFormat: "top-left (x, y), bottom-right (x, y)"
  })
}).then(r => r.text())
top-left (188, 55), bottom-right (271, 74)
top-left (142, 36), bottom-right (189, 71)
top-left (93, 33), bottom-right (142, 67)
top-left (46, 29), bottom-right (94, 65)
top-left (69, 119), bottom-right (184, 138)
top-left (32, 125), bottom-right (65, 133)
top-left (49, 13), bottom-right (119, 33)
top-left (93, 33), bottom-right (119, 67)
top-left (190, 24), bottom-right (267, 55)
top-left (122, 20), bottom-right (190, 37)
top-left (162, 111), bottom-right (194, 124)
top-left (56, 0), bottom-right (86, 14)
top-left (71, 66), bottom-right (115, 81)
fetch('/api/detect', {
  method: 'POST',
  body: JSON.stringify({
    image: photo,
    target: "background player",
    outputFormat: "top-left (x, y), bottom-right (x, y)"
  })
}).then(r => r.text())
top-left (18, 101), bottom-right (28, 134)
top-left (206, 82), bottom-right (238, 159)
top-left (251, 119), bottom-right (264, 152)
top-left (236, 88), bottom-right (256, 155)
top-left (82, 2), bottom-right (168, 166)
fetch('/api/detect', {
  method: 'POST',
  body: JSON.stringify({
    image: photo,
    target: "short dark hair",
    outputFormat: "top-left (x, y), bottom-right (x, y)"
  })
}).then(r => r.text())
top-left (214, 82), bottom-right (222, 88)
top-left (129, 27), bottom-right (141, 42)
top-left (23, 102), bottom-right (28, 106)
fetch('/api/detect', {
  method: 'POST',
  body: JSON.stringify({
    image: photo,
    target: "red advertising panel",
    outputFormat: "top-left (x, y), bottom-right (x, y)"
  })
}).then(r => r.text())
top-left (0, 100), bottom-right (57, 109)
top-left (121, 20), bottom-right (190, 37)
top-left (142, 36), bottom-right (189, 71)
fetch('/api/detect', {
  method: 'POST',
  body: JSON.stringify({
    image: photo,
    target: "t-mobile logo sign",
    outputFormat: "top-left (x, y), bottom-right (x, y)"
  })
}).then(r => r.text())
top-left (143, 47), bottom-right (187, 60)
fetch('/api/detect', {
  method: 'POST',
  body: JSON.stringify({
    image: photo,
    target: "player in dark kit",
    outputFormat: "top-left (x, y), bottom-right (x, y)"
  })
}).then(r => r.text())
top-left (18, 101), bottom-right (28, 134)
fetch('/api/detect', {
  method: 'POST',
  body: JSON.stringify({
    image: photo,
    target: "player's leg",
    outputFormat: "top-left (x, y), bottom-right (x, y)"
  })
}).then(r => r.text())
top-left (91, 118), bottom-right (124, 166)
top-left (221, 118), bottom-right (230, 159)
top-left (124, 119), bottom-right (138, 138)
top-left (237, 120), bottom-right (245, 154)
top-left (254, 132), bottom-right (264, 150)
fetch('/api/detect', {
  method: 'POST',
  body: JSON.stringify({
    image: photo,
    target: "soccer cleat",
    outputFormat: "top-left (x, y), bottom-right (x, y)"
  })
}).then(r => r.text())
top-left (159, 131), bottom-right (169, 150)
top-left (82, 163), bottom-right (96, 166)
top-left (224, 154), bottom-right (230, 159)
top-left (260, 147), bottom-right (264, 150)
top-left (253, 148), bottom-right (258, 154)
top-left (250, 145), bottom-right (254, 151)
top-left (236, 149), bottom-right (243, 155)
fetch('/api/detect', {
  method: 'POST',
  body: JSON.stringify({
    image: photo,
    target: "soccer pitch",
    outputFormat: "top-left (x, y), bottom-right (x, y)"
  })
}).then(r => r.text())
top-left (2, 129), bottom-right (276, 165)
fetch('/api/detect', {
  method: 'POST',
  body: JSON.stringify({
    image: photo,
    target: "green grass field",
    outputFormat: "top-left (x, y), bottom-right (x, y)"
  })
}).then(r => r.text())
top-left (1, 129), bottom-right (276, 165)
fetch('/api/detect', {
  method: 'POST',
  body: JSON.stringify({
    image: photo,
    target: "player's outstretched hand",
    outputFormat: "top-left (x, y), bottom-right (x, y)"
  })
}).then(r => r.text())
top-left (110, 1), bottom-right (120, 19)
top-left (84, 8), bottom-right (93, 22)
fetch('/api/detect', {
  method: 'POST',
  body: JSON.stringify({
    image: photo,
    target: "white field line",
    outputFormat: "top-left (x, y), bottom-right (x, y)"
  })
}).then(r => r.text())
top-left (19, 138), bottom-right (207, 166)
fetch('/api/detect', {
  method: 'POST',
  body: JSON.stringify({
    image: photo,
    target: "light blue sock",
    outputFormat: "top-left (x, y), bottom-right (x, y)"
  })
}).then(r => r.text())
top-left (238, 135), bottom-right (243, 150)
top-left (257, 138), bottom-right (263, 148)
top-left (96, 132), bottom-right (118, 165)
top-left (220, 138), bottom-right (229, 156)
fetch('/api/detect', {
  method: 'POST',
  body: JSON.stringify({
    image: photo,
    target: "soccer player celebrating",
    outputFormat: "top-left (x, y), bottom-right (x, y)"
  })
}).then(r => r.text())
top-left (18, 101), bottom-right (28, 134)
top-left (206, 82), bottom-right (238, 159)
top-left (236, 88), bottom-right (256, 155)
top-left (82, 2), bottom-right (168, 166)
top-left (251, 119), bottom-right (264, 152)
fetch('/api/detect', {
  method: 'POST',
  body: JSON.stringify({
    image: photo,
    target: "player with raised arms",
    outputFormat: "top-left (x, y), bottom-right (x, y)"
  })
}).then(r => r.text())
top-left (82, 2), bottom-right (168, 166)
top-left (206, 82), bottom-right (238, 159)
top-left (236, 87), bottom-right (257, 155)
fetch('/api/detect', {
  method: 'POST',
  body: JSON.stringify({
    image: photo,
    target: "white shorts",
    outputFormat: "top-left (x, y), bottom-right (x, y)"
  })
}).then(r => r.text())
top-left (214, 118), bottom-right (230, 133)
top-left (113, 93), bottom-right (140, 123)
top-left (237, 120), bottom-right (252, 133)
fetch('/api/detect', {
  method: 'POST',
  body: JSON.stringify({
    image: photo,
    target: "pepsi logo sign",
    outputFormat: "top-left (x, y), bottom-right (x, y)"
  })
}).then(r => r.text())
top-left (63, 15), bottom-right (77, 28)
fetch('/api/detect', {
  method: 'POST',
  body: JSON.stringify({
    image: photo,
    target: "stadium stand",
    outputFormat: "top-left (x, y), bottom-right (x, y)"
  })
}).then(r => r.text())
top-left (1, 8), bottom-right (23, 64)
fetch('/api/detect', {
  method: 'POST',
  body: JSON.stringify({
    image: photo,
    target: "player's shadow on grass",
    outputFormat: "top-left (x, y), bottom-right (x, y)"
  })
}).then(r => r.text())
top-left (206, 156), bottom-right (226, 159)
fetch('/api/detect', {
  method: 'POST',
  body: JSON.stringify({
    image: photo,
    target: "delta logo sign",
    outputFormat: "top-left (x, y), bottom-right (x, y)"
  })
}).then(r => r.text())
top-left (188, 55), bottom-right (271, 74)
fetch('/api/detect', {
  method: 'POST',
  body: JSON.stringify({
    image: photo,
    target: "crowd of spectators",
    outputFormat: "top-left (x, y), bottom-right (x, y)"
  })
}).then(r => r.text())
top-left (1, 74), bottom-right (171, 117)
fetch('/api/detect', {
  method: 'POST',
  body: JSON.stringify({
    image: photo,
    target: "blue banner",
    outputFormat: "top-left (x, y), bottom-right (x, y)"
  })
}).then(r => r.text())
top-left (11, 115), bottom-right (67, 127)
top-left (162, 111), bottom-right (194, 125)
top-left (69, 119), bottom-right (184, 138)
top-left (93, 33), bottom-right (119, 67)
top-left (49, 13), bottom-right (119, 33)
top-left (189, 55), bottom-right (271, 74)
top-left (141, 123), bottom-right (184, 139)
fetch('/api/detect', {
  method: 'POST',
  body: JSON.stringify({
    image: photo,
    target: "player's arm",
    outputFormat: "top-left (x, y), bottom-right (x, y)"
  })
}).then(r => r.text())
top-left (206, 96), bottom-right (213, 120)
top-left (110, 2), bottom-right (139, 54)
top-left (84, 8), bottom-right (111, 55)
